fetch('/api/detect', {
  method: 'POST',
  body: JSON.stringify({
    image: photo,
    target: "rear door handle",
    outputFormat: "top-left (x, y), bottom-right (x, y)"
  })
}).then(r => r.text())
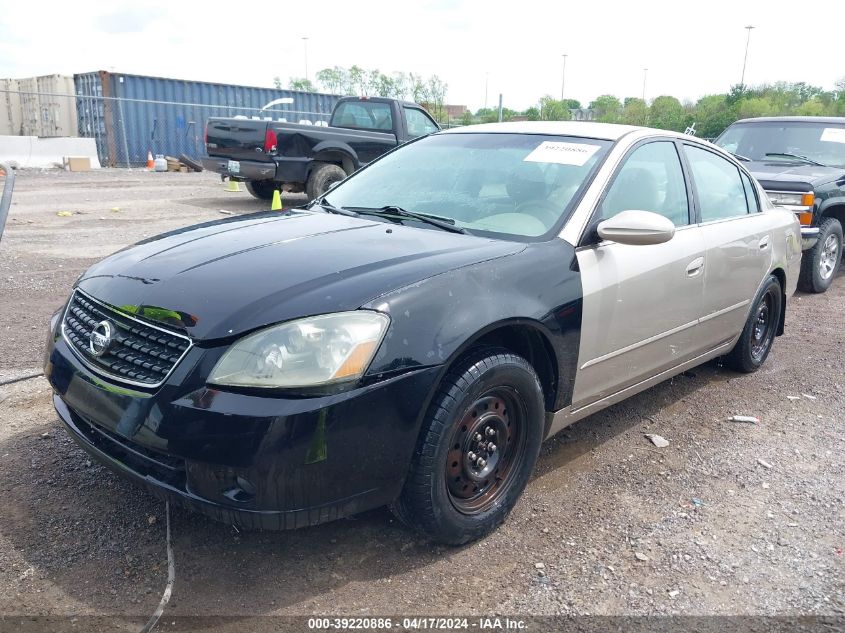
top-left (758, 236), bottom-right (771, 250)
top-left (686, 256), bottom-right (705, 277)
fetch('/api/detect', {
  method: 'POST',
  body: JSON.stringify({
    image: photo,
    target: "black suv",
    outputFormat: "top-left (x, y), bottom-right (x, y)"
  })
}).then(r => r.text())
top-left (715, 116), bottom-right (844, 293)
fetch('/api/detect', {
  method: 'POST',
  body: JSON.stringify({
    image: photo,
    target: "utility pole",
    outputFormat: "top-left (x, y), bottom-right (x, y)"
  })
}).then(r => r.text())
top-left (560, 54), bottom-right (568, 102)
top-left (498, 94), bottom-right (503, 123)
top-left (484, 72), bottom-right (489, 110)
top-left (302, 37), bottom-right (309, 81)
top-left (740, 25), bottom-right (755, 87)
top-left (641, 68), bottom-right (648, 102)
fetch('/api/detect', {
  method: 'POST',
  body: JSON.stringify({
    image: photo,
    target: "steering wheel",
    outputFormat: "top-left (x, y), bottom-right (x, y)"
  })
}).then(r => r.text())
top-left (514, 199), bottom-right (561, 228)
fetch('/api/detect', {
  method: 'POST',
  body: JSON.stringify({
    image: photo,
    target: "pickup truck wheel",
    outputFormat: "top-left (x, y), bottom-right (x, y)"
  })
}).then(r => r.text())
top-left (798, 217), bottom-right (842, 293)
top-left (245, 180), bottom-right (277, 201)
top-left (306, 163), bottom-right (347, 200)
top-left (724, 274), bottom-right (782, 373)
top-left (390, 349), bottom-right (544, 545)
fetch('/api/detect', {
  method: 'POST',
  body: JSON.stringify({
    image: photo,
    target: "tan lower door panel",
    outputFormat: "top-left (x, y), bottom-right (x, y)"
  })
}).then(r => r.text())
top-left (572, 226), bottom-right (707, 408)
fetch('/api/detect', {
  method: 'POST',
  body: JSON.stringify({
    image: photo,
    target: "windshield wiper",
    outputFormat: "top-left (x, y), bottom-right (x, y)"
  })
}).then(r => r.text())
top-left (764, 152), bottom-right (828, 167)
top-left (729, 152), bottom-right (751, 162)
top-left (305, 198), bottom-right (361, 217)
top-left (348, 206), bottom-right (468, 234)
top-left (311, 198), bottom-right (359, 216)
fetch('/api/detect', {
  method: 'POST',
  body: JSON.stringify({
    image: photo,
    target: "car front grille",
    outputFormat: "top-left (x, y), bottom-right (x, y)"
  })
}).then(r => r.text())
top-left (61, 289), bottom-right (192, 388)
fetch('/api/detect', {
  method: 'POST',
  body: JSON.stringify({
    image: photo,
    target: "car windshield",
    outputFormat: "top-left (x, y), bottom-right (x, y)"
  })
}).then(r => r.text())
top-left (325, 132), bottom-right (613, 239)
top-left (715, 121), bottom-right (845, 168)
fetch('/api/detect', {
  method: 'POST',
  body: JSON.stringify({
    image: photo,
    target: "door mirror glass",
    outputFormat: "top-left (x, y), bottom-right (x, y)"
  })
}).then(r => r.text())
top-left (597, 209), bottom-right (676, 245)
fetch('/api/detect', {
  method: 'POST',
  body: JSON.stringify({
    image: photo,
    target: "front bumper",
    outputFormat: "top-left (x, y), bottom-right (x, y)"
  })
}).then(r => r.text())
top-left (801, 226), bottom-right (820, 250)
top-left (45, 315), bottom-right (440, 530)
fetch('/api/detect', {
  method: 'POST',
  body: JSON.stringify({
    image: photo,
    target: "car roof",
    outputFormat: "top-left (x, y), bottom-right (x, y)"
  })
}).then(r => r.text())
top-left (731, 116), bottom-right (845, 125)
top-left (440, 120), bottom-right (674, 141)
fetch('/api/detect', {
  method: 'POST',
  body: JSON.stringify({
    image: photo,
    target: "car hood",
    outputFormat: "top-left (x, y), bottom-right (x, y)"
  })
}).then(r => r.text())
top-left (76, 211), bottom-right (524, 341)
top-left (745, 161), bottom-right (845, 188)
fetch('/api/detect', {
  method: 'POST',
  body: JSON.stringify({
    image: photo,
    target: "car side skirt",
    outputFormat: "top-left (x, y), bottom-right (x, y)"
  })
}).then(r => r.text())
top-left (544, 339), bottom-right (734, 439)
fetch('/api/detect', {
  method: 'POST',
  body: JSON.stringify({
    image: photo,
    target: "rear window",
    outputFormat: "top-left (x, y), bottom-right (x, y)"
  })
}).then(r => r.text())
top-left (331, 101), bottom-right (394, 131)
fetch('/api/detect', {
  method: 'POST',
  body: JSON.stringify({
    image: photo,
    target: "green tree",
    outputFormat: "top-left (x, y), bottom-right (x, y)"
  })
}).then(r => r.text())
top-left (288, 78), bottom-right (316, 92)
top-left (648, 95), bottom-right (688, 131)
top-left (315, 67), bottom-right (347, 94)
top-left (693, 94), bottom-right (737, 138)
top-left (538, 96), bottom-right (571, 121)
top-left (621, 97), bottom-right (649, 126)
top-left (589, 95), bottom-right (622, 123)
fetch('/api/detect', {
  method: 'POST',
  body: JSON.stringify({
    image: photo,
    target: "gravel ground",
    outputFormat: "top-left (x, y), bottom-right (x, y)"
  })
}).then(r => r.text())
top-left (0, 169), bottom-right (842, 631)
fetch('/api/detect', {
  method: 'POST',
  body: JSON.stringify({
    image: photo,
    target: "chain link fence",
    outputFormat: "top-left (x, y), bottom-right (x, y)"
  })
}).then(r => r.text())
top-left (1, 88), bottom-right (335, 168)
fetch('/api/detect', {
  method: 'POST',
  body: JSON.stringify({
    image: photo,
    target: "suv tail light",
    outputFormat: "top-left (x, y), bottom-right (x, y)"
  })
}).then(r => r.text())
top-left (264, 129), bottom-right (278, 153)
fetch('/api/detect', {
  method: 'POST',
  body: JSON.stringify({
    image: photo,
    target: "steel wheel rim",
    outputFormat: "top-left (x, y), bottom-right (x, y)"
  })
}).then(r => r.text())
top-left (445, 388), bottom-right (528, 515)
top-left (750, 291), bottom-right (775, 361)
top-left (819, 234), bottom-right (839, 280)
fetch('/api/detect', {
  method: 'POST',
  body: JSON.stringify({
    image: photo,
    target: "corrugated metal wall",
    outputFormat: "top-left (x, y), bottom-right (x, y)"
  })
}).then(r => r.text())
top-left (0, 75), bottom-right (78, 137)
top-left (74, 71), bottom-right (340, 167)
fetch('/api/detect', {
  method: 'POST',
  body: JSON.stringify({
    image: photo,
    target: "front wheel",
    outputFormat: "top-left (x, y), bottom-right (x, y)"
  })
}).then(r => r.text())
top-left (798, 217), bottom-right (842, 293)
top-left (391, 349), bottom-right (544, 545)
top-left (724, 274), bottom-right (782, 373)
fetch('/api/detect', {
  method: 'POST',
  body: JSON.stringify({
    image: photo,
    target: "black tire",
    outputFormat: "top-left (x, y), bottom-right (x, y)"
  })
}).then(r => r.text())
top-left (797, 217), bottom-right (842, 293)
top-left (724, 274), bottom-right (782, 373)
top-left (245, 180), bottom-right (277, 201)
top-left (306, 163), bottom-right (347, 200)
top-left (391, 348), bottom-right (544, 545)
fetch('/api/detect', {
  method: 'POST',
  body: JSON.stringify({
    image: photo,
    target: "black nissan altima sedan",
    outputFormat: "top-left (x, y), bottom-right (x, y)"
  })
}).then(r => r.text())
top-left (45, 122), bottom-right (801, 544)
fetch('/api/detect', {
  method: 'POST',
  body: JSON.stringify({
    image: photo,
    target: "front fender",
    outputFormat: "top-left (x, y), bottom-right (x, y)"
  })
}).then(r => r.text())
top-left (362, 240), bottom-right (584, 411)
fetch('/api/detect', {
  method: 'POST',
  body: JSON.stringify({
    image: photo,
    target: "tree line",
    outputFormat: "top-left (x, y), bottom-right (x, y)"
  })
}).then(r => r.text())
top-left (472, 79), bottom-right (845, 138)
top-left (274, 66), bottom-right (448, 120)
top-left (275, 67), bottom-right (843, 136)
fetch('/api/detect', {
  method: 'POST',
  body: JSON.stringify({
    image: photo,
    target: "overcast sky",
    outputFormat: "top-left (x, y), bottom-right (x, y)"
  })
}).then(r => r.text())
top-left (0, 0), bottom-right (841, 111)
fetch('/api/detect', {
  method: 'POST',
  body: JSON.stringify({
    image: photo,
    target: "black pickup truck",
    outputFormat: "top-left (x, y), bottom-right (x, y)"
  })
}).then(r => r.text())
top-left (202, 96), bottom-right (440, 200)
top-left (715, 116), bottom-right (845, 293)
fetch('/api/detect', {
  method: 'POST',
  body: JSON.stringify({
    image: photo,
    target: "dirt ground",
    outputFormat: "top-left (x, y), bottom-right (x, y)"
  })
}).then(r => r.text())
top-left (0, 169), bottom-right (842, 631)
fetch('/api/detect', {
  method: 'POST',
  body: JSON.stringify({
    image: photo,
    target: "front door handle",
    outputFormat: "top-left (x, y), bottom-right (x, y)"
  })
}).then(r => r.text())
top-left (686, 256), bottom-right (705, 277)
top-left (758, 236), bottom-right (771, 250)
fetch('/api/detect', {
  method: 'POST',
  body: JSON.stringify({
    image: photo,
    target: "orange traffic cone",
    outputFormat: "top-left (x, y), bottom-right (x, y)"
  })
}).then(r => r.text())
top-left (146, 151), bottom-right (154, 170)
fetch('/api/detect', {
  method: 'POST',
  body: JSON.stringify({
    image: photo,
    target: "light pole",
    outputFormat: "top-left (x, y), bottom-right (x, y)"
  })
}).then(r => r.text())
top-left (560, 54), bottom-right (568, 102)
top-left (642, 68), bottom-right (648, 102)
top-left (740, 25), bottom-right (755, 87)
top-left (302, 37), bottom-right (309, 81)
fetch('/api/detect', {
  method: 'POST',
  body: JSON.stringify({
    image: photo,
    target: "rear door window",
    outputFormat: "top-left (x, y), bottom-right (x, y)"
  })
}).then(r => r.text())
top-left (684, 145), bottom-right (750, 222)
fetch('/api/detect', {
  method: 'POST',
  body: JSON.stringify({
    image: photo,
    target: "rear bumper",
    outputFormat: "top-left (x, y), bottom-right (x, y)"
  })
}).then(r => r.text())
top-left (201, 156), bottom-right (310, 185)
top-left (201, 157), bottom-right (276, 182)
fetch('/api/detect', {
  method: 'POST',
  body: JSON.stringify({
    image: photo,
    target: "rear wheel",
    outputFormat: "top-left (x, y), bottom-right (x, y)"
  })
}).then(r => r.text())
top-left (798, 217), bottom-right (842, 293)
top-left (391, 349), bottom-right (544, 545)
top-left (306, 163), bottom-right (347, 200)
top-left (245, 180), bottom-right (277, 201)
top-left (724, 274), bottom-right (782, 373)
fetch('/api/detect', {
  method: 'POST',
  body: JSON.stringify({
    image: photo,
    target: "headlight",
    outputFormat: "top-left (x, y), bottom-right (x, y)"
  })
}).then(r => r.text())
top-left (767, 191), bottom-right (814, 207)
top-left (208, 311), bottom-right (389, 388)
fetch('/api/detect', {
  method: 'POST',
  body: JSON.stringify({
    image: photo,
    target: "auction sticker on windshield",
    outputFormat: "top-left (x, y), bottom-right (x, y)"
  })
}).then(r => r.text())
top-left (523, 141), bottom-right (601, 166)
top-left (820, 128), bottom-right (845, 144)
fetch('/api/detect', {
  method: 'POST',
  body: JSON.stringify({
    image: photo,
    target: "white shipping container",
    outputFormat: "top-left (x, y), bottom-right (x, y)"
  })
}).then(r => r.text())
top-left (0, 74), bottom-right (78, 137)
top-left (0, 79), bottom-right (22, 136)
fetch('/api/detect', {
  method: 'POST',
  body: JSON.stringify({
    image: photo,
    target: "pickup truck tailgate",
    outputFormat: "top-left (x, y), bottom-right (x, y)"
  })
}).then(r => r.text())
top-left (206, 118), bottom-right (274, 162)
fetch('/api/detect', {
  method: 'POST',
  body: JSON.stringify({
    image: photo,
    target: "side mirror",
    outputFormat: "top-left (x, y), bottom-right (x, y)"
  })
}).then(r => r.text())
top-left (596, 210), bottom-right (676, 246)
